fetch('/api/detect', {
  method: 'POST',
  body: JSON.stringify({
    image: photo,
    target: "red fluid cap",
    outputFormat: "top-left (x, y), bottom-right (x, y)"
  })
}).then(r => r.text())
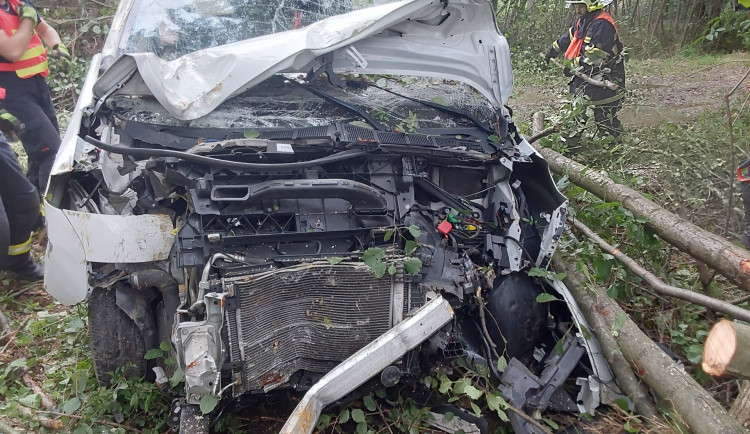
top-left (437, 221), bottom-right (453, 237)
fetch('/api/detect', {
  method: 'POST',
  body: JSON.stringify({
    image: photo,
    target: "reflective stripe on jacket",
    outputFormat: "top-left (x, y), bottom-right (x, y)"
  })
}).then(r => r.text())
top-left (564, 11), bottom-right (618, 61)
top-left (0, 0), bottom-right (48, 78)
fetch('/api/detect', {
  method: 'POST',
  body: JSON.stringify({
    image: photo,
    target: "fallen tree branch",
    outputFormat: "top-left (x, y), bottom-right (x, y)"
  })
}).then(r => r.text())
top-left (529, 136), bottom-right (750, 292)
top-left (22, 373), bottom-right (57, 410)
top-left (16, 405), bottom-right (63, 430)
top-left (555, 258), bottom-right (748, 434)
top-left (35, 411), bottom-right (140, 432)
top-left (550, 58), bottom-right (620, 91)
top-left (570, 218), bottom-right (750, 322)
top-left (0, 421), bottom-right (20, 434)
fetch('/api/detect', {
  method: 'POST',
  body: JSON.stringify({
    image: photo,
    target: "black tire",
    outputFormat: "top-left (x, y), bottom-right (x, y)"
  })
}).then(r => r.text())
top-left (88, 286), bottom-right (147, 385)
top-left (179, 404), bottom-right (210, 434)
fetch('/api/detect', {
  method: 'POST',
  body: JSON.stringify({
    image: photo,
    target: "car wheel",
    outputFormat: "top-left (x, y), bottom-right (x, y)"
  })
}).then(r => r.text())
top-left (88, 287), bottom-right (147, 385)
top-left (179, 403), bottom-right (210, 434)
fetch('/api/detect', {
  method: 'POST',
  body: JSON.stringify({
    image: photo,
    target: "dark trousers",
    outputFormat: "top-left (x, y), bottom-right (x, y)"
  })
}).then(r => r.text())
top-left (0, 72), bottom-right (61, 195)
top-left (0, 132), bottom-right (40, 270)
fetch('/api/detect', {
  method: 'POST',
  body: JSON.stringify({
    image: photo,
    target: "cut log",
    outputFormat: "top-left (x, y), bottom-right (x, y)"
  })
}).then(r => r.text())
top-left (530, 141), bottom-right (750, 292)
top-left (555, 258), bottom-right (748, 434)
top-left (703, 320), bottom-right (750, 380)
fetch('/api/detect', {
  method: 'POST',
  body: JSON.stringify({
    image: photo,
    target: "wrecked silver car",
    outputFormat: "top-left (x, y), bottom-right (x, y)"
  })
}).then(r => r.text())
top-left (43, 0), bottom-right (622, 431)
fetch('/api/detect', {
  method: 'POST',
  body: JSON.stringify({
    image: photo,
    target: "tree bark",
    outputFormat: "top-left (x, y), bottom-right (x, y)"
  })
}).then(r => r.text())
top-left (731, 381), bottom-right (750, 429)
top-left (530, 142), bottom-right (750, 292)
top-left (703, 320), bottom-right (750, 380)
top-left (556, 259), bottom-right (748, 434)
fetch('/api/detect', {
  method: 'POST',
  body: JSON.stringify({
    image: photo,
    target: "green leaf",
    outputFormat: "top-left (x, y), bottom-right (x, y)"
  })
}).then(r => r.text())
top-left (18, 394), bottom-right (40, 409)
top-left (199, 395), bottom-right (219, 414)
top-left (612, 313), bottom-right (627, 337)
top-left (388, 264), bottom-right (397, 276)
top-left (363, 395), bottom-right (377, 412)
top-left (355, 422), bottom-right (368, 434)
top-left (403, 257), bottom-right (422, 274)
top-left (339, 408), bottom-right (351, 424)
top-left (527, 267), bottom-right (548, 277)
top-left (170, 369), bottom-right (185, 387)
top-left (160, 341), bottom-right (171, 352)
top-left (352, 408), bottom-right (366, 423)
top-left (362, 248), bottom-right (385, 266)
top-left (144, 348), bottom-right (163, 360)
top-left (555, 336), bottom-right (566, 355)
top-left (243, 130), bottom-right (260, 138)
top-left (327, 257), bottom-right (344, 265)
top-left (536, 293), bottom-right (559, 303)
top-left (443, 411), bottom-right (454, 421)
top-left (579, 324), bottom-right (592, 340)
top-left (496, 356), bottom-right (507, 372)
top-left (470, 402), bottom-right (481, 416)
top-left (543, 417), bottom-right (559, 429)
top-left (404, 240), bottom-right (419, 256)
top-left (438, 375), bottom-right (452, 394)
top-left (371, 262), bottom-right (387, 278)
top-left (463, 384), bottom-right (483, 400)
top-left (613, 397), bottom-right (630, 411)
top-left (407, 225), bottom-right (422, 238)
top-left (553, 272), bottom-right (567, 281)
top-left (384, 229), bottom-right (394, 242)
top-left (316, 413), bottom-right (332, 430)
top-left (61, 397), bottom-right (81, 414)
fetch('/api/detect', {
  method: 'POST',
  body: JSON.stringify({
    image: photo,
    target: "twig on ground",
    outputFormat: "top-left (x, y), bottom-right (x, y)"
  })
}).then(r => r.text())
top-left (376, 401), bottom-right (395, 434)
top-left (569, 218), bottom-right (750, 322)
top-left (0, 318), bottom-right (30, 354)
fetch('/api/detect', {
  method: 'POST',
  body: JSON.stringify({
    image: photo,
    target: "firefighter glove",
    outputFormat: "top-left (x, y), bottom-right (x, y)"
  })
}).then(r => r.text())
top-left (16, 1), bottom-right (38, 27)
top-left (50, 43), bottom-right (73, 63)
top-left (544, 47), bottom-right (557, 65)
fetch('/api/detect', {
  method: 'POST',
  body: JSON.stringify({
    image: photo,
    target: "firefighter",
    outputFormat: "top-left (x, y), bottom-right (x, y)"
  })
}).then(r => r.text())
top-left (544, 0), bottom-right (625, 140)
top-left (0, 0), bottom-right (71, 197)
top-left (0, 131), bottom-right (42, 280)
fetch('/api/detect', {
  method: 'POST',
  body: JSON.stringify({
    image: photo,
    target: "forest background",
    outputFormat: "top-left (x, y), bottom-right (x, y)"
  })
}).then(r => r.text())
top-left (0, 0), bottom-right (749, 432)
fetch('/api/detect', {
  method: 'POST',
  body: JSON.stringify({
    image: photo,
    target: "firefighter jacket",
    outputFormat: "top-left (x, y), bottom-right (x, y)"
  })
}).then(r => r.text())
top-left (549, 10), bottom-right (624, 104)
top-left (0, 0), bottom-right (48, 79)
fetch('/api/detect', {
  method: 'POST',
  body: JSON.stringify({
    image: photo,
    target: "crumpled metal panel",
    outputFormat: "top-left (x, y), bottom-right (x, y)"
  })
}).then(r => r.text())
top-left (93, 0), bottom-right (512, 120)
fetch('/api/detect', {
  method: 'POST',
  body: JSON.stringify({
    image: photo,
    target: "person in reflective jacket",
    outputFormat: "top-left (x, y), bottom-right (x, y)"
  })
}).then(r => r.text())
top-left (0, 131), bottom-right (42, 280)
top-left (0, 0), bottom-right (72, 198)
top-left (544, 0), bottom-right (625, 140)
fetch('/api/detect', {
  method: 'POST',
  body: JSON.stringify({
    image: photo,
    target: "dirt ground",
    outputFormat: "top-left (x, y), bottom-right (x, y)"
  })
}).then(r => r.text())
top-left (508, 53), bottom-right (750, 129)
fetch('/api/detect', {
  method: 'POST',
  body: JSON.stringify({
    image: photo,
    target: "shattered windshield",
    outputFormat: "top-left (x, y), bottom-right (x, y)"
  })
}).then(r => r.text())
top-left (112, 75), bottom-right (496, 132)
top-left (118, 0), bottom-right (397, 60)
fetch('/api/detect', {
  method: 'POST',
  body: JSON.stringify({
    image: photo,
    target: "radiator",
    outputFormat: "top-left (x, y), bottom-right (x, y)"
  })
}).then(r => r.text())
top-left (223, 261), bottom-right (421, 393)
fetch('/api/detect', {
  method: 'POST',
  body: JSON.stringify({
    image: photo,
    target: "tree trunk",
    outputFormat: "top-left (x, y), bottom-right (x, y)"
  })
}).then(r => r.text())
top-left (556, 259), bottom-right (748, 434)
top-left (530, 143), bottom-right (750, 291)
top-left (731, 381), bottom-right (750, 429)
top-left (703, 320), bottom-right (750, 379)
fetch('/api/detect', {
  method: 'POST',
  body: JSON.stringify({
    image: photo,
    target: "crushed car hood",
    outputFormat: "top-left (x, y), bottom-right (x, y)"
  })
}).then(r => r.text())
top-left (93, 0), bottom-right (513, 121)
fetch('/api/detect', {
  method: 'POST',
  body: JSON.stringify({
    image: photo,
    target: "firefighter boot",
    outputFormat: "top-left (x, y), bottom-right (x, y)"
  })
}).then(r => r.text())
top-left (7, 251), bottom-right (43, 281)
